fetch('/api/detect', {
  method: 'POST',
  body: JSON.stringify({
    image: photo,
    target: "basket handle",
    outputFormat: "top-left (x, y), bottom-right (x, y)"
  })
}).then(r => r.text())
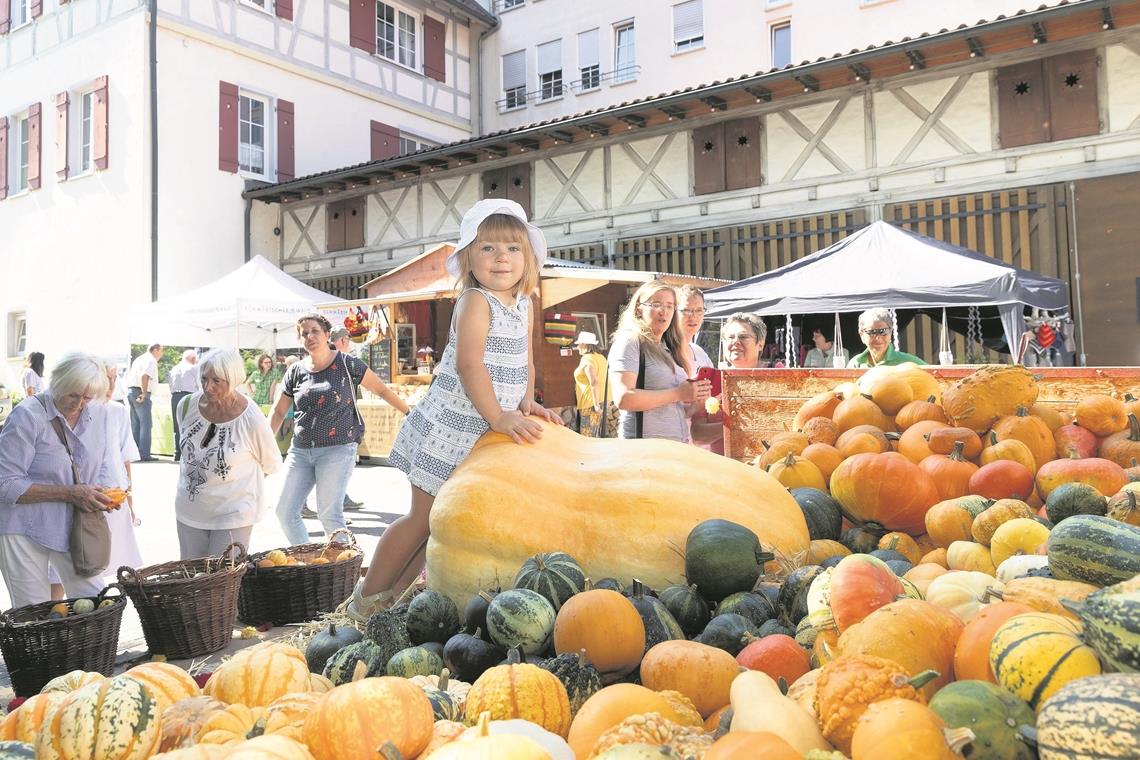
top-left (117, 566), bottom-right (141, 587)
top-left (97, 584), bottom-right (124, 604)
top-left (323, 528), bottom-right (358, 550)
top-left (219, 542), bottom-right (248, 568)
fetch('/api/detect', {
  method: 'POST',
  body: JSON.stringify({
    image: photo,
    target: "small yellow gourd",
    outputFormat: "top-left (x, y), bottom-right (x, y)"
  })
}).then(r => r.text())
top-left (988, 518), bottom-right (1050, 567)
top-left (971, 499), bottom-right (1035, 546)
top-left (729, 670), bottom-right (832, 755)
top-left (946, 541), bottom-right (996, 576)
top-left (428, 712), bottom-right (552, 760)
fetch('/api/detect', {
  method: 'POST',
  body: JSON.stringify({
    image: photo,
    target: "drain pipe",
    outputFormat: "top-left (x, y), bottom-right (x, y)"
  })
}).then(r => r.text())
top-left (148, 0), bottom-right (159, 300)
top-left (1067, 181), bottom-right (1087, 366)
top-left (244, 197), bottom-right (252, 262)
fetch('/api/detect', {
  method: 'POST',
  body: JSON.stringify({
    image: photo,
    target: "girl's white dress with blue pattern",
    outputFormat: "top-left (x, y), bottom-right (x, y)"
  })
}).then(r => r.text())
top-left (388, 288), bottom-right (530, 496)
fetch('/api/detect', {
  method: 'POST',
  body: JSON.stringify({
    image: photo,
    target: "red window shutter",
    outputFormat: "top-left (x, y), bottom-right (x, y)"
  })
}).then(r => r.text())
top-left (349, 0), bottom-right (375, 54)
top-left (0, 0), bottom-right (10, 35)
top-left (93, 75), bottom-right (109, 170)
top-left (423, 16), bottom-right (446, 82)
top-left (218, 80), bottom-right (239, 173)
top-left (370, 120), bottom-right (399, 160)
top-left (277, 98), bottom-right (295, 182)
top-left (55, 91), bottom-right (69, 180)
top-left (27, 102), bottom-right (41, 191)
top-left (30, 0), bottom-right (41, 19)
top-left (275, 0), bottom-right (293, 21)
top-left (0, 117), bottom-right (8, 200)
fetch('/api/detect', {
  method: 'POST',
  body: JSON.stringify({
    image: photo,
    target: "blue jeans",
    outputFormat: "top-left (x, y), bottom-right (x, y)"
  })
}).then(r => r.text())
top-left (276, 443), bottom-right (357, 545)
top-left (127, 387), bottom-right (153, 459)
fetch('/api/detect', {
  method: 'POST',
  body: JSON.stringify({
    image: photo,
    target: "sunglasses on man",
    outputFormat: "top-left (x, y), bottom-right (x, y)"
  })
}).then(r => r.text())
top-left (861, 327), bottom-right (891, 337)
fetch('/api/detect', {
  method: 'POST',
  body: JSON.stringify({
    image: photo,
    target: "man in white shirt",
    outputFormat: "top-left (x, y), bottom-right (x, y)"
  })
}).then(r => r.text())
top-left (168, 349), bottom-right (200, 462)
top-left (126, 343), bottom-right (163, 461)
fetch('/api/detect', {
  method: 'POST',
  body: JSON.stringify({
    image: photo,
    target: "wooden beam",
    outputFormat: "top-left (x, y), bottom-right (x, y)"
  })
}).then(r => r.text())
top-left (744, 86), bottom-right (773, 102)
top-left (700, 96), bottom-right (728, 112)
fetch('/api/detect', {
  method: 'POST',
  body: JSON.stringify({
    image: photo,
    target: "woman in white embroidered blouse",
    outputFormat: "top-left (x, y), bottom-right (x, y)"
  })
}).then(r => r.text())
top-left (175, 349), bottom-right (280, 559)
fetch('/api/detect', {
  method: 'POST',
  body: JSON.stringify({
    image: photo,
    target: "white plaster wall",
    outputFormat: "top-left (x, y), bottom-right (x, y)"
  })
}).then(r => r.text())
top-left (0, 11), bottom-right (150, 380)
top-left (533, 148), bottom-right (605, 219)
top-left (874, 72), bottom-right (993, 167)
top-left (609, 133), bottom-right (687, 207)
top-left (1106, 43), bottom-right (1140, 132)
top-left (367, 185), bottom-right (420, 247)
top-left (767, 96), bottom-right (865, 183)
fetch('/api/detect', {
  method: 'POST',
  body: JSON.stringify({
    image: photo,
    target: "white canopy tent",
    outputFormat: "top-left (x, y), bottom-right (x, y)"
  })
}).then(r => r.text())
top-left (703, 221), bottom-right (1070, 359)
top-left (128, 256), bottom-right (347, 350)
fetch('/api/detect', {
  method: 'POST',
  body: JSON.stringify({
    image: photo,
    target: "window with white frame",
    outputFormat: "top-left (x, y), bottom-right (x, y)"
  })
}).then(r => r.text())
top-left (502, 50), bottom-right (526, 109)
top-left (78, 90), bottom-right (95, 174)
top-left (377, 2), bottom-right (417, 69)
top-left (614, 21), bottom-right (636, 83)
top-left (771, 22), bottom-right (791, 68)
top-left (673, 0), bottom-right (704, 52)
top-left (497, 0), bottom-right (524, 9)
top-left (537, 39), bottom-right (563, 101)
top-left (577, 29), bottom-right (600, 91)
top-left (7, 112), bottom-right (30, 194)
top-left (398, 135), bottom-right (437, 155)
top-left (10, 0), bottom-right (30, 29)
top-left (238, 92), bottom-right (269, 178)
top-left (241, 0), bottom-right (274, 11)
top-left (8, 312), bottom-right (27, 358)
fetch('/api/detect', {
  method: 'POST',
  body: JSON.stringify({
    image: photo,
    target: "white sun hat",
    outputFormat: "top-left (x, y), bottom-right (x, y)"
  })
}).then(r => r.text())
top-left (576, 331), bottom-right (599, 346)
top-left (446, 198), bottom-right (548, 277)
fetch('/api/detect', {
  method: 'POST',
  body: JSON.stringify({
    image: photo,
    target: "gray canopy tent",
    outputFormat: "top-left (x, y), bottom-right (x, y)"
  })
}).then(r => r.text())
top-left (703, 221), bottom-right (1070, 362)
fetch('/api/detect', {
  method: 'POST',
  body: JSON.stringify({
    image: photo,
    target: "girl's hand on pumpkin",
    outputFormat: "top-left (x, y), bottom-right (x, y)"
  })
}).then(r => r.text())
top-left (492, 410), bottom-right (544, 444)
top-left (70, 485), bottom-right (114, 513)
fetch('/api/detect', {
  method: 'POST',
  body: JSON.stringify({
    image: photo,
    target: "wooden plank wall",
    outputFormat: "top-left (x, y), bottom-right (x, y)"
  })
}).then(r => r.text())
top-left (548, 244), bottom-right (608, 266)
top-left (305, 271), bottom-right (379, 300)
top-left (722, 367), bottom-right (1140, 462)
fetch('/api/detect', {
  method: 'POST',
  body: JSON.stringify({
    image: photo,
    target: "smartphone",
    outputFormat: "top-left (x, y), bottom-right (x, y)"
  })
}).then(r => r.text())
top-left (695, 366), bottom-right (721, 397)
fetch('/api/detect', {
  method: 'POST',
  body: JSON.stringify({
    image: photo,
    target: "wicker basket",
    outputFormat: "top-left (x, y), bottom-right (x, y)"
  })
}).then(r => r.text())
top-left (0, 586), bottom-right (127, 696)
top-left (238, 529), bottom-right (364, 626)
top-left (117, 543), bottom-right (248, 660)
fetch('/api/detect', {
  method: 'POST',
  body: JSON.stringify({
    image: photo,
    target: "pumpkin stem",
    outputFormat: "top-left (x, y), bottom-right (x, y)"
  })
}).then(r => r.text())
top-left (1127, 413), bottom-right (1140, 442)
top-left (944, 727), bottom-right (976, 755)
top-left (351, 660), bottom-right (368, 683)
top-left (948, 440), bottom-right (966, 461)
top-left (906, 669), bottom-right (940, 690)
top-left (631, 579), bottom-right (645, 599)
top-left (983, 587), bottom-right (1005, 603)
top-left (777, 676), bottom-right (789, 695)
top-left (377, 742), bottom-right (404, 760)
top-left (1059, 598), bottom-right (1086, 617)
top-left (783, 452), bottom-right (797, 467)
top-left (506, 645), bottom-right (523, 665)
top-left (438, 668), bottom-right (450, 690)
top-left (884, 431), bottom-right (900, 441)
top-left (475, 711), bottom-right (492, 737)
top-left (328, 622), bottom-right (337, 636)
top-left (1015, 405), bottom-right (1029, 417)
top-left (576, 648), bottom-right (591, 667)
top-left (1018, 725), bottom-right (1039, 749)
top-left (583, 577), bottom-right (593, 592)
top-left (477, 590), bottom-right (496, 604)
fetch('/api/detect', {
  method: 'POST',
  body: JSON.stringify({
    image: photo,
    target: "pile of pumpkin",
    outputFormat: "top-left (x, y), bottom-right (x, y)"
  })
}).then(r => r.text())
top-left (254, 547), bottom-right (360, 569)
top-left (44, 596), bottom-right (116, 620)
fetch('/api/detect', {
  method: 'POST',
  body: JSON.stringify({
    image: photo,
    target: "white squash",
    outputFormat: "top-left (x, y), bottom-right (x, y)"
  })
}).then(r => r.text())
top-left (458, 718), bottom-right (574, 760)
top-left (925, 571), bottom-right (1002, 623)
top-left (994, 555), bottom-right (1049, 584)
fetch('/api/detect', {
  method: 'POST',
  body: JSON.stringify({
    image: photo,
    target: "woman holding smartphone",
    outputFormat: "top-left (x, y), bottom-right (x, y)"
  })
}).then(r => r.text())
top-left (677, 286), bottom-right (724, 452)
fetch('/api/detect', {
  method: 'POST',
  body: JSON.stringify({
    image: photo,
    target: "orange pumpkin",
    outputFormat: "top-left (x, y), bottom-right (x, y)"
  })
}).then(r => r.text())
top-left (919, 548), bottom-right (949, 568)
top-left (866, 374), bottom-right (915, 415)
top-left (122, 662), bottom-right (202, 713)
top-left (793, 391), bottom-right (843, 432)
top-left (1075, 394), bottom-right (1128, 436)
top-left (640, 640), bottom-right (739, 719)
top-left (895, 396), bottom-right (947, 431)
top-left (158, 696), bottom-right (229, 752)
top-left (1100, 414), bottom-right (1140, 469)
top-left (1054, 423), bottom-right (1099, 460)
top-left (919, 443), bottom-right (980, 501)
top-left (756, 438), bottom-right (807, 469)
top-left (952, 601), bottom-right (1036, 683)
top-left (554, 589), bottom-right (645, 683)
top-left (735, 634), bottom-right (810, 685)
top-left (898, 419), bottom-right (951, 464)
top-left (925, 428), bottom-right (983, 460)
top-left (801, 416), bottom-right (840, 446)
top-left (830, 452), bottom-right (940, 535)
top-left (1030, 403), bottom-right (1066, 433)
top-left (302, 676), bottom-right (434, 760)
top-left (836, 425), bottom-right (893, 458)
top-left (878, 532), bottom-right (922, 564)
top-left (833, 394), bottom-right (890, 434)
top-left (829, 554), bottom-right (906, 633)
top-left (803, 443), bottom-right (844, 482)
top-left (204, 642), bottom-right (311, 707)
top-left (566, 684), bottom-right (688, 759)
top-left (1035, 454), bottom-right (1128, 500)
top-left (851, 699), bottom-right (974, 760)
top-left (992, 406), bottom-right (1055, 472)
top-left (807, 539), bottom-right (851, 565)
top-left (981, 432), bottom-right (1038, 475)
top-left (924, 496), bottom-right (991, 548)
top-left (902, 563), bottom-right (948, 596)
top-left (968, 460), bottom-right (1035, 501)
top-left (0, 691), bottom-right (66, 743)
top-left (263, 693), bottom-right (324, 742)
top-left (196, 704), bottom-right (269, 746)
top-left (768, 453), bottom-right (827, 491)
top-left (707, 731), bottom-right (801, 760)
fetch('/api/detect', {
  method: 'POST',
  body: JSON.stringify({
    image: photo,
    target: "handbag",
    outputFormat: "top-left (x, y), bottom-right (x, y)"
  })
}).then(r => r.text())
top-left (634, 342), bottom-right (647, 439)
top-left (36, 395), bottom-right (111, 578)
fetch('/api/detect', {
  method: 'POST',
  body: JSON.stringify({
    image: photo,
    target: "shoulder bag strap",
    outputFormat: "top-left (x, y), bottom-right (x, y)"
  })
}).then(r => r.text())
top-left (598, 361), bottom-right (610, 438)
top-left (341, 352), bottom-right (365, 429)
top-left (634, 341), bottom-right (647, 439)
top-left (37, 395), bottom-right (81, 484)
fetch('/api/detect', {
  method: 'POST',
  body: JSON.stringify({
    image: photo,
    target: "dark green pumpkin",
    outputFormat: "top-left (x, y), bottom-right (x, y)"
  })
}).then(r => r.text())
top-left (305, 622), bottom-right (363, 673)
top-left (323, 640), bottom-right (388, 685)
top-left (514, 552), bottom-right (586, 611)
top-left (696, 613), bottom-right (760, 655)
top-left (841, 525), bottom-right (884, 554)
top-left (362, 609), bottom-right (411, 665)
top-left (405, 589), bottom-right (461, 645)
top-left (593, 577), bottom-right (626, 594)
top-left (657, 584), bottom-right (709, 638)
top-left (885, 559), bottom-right (914, 577)
top-left (386, 645), bottom-right (445, 678)
top-left (0, 742), bottom-right (35, 759)
top-left (463, 588), bottom-right (498, 636)
top-left (685, 519), bottom-right (774, 602)
top-left (1062, 577), bottom-right (1140, 673)
top-left (421, 668), bottom-right (463, 721)
top-left (485, 588), bottom-right (556, 654)
top-left (627, 579), bottom-right (685, 652)
top-left (929, 680), bottom-right (1036, 760)
top-left (499, 644), bottom-right (547, 666)
top-left (716, 591), bottom-right (777, 628)
top-left (540, 649), bottom-right (602, 717)
top-left (420, 641), bottom-right (445, 661)
top-left (1048, 515), bottom-right (1140, 587)
top-left (870, 549), bottom-right (909, 564)
top-left (442, 629), bottom-right (505, 682)
top-left (820, 555), bottom-right (845, 569)
top-left (757, 619), bottom-right (796, 638)
top-left (791, 487), bottom-right (843, 541)
top-left (778, 565), bottom-right (823, 624)
top-left (1045, 482), bottom-right (1108, 524)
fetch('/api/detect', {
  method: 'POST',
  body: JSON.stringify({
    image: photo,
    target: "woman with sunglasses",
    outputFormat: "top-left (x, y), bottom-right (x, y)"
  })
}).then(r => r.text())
top-left (174, 349), bottom-right (280, 559)
top-left (608, 281), bottom-right (710, 442)
top-left (848, 308), bottom-right (926, 367)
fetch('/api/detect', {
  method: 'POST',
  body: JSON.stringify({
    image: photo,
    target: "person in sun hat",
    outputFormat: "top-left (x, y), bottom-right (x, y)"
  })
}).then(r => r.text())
top-left (573, 331), bottom-right (609, 437)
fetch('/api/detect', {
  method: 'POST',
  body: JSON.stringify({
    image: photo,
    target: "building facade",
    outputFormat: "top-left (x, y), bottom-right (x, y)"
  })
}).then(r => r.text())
top-left (0, 0), bottom-right (492, 381)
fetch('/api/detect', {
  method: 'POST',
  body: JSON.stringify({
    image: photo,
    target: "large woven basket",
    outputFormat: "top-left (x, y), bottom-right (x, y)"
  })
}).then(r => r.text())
top-left (238, 529), bottom-right (363, 626)
top-left (0, 586), bottom-right (127, 696)
top-left (117, 543), bottom-right (247, 660)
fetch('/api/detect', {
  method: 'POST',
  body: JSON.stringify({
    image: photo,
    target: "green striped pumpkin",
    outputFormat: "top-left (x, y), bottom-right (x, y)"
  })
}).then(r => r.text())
top-left (928, 680), bottom-right (1036, 760)
top-left (538, 650), bottom-right (602, 717)
top-left (1044, 483), bottom-right (1107, 525)
top-left (0, 742), bottom-right (35, 759)
top-left (485, 588), bottom-right (556, 655)
top-left (626, 579), bottom-right (684, 653)
top-left (1029, 674), bottom-right (1140, 759)
top-left (513, 552), bottom-right (586, 611)
top-left (1063, 575), bottom-right (1140, 673)
top-left (1047, 515), bottom-right (1140, 587)
top-left (657, 584), bottom-right (709, 638)
top-left (386, 645), bottom-right (445, 678)
top-left (405, 590), bottom-right (461, 645)
top-left (989, 613), bottom-right (1102, 711)
top-left (323, 640), bottom-right (388, 685)
top-left (791, 488), bottom-right (843, 541)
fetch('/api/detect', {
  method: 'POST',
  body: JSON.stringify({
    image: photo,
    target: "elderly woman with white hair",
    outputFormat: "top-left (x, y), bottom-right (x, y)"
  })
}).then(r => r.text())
top-left (0, 352), bottom-right (114, 607)
top-left (848, 308), bottom-right (926, 368)
top-left (175, 349), bottom-right (280, 559)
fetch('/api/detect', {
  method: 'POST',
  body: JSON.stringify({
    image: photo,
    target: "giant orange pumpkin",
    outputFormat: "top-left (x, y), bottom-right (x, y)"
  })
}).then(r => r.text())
top-left (830, 452), bottom-right (940, 535)
top-left (302, 676), bottom-right (434, 760)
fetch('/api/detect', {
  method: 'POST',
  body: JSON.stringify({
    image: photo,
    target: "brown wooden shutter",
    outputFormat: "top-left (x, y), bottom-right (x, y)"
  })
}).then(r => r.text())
top-left (277, 98), bottom-right (294, 181)
top-left (30, 0), bottom-right (41, 19)
top-left (93, 75), bottom-right (109, 170)
top-left (218, 81), bottom-right (239, 173)
top-left (370, 120), bottom-right (399, 160)
top-left (0, 117), bottom-right (8, 200)
top-left (55, 91), bottom-right (69, 180)
top-left (482, 167), bottom-right (506, 200)
top-left (725, 117), bottom-right (761, 191)
top-left (344, 197), bottom-right (365, 249)
top-left (349, 0), bottom-right (375, 54)
top-left (692, 122), bottom-right (726, 195)
top-left (0, 0), bottom-right (10, 35)
top-left (1047, 49), bottom-right (1099, 141)
top-left (996, 60), bottom-right (1049, 149)
top-left (423, 16), bottom-right (446, 82)
top-left (27, 102), bottom-right (41, 190)
top-left (327, 201), bottom-right (346, 252)
top-left (505, 163), bottom-right (533, 220)
top-left (275, 0), bottom-right (293, 21)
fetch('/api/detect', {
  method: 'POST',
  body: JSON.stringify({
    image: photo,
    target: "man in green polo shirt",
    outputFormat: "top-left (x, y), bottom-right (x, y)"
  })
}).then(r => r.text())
top-left (848, 307), bottom-right (927, 367)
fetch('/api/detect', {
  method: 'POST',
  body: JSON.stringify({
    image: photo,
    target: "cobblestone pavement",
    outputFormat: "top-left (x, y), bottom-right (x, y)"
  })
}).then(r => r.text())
top-left (0, 456), bottom-right (411, 697)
